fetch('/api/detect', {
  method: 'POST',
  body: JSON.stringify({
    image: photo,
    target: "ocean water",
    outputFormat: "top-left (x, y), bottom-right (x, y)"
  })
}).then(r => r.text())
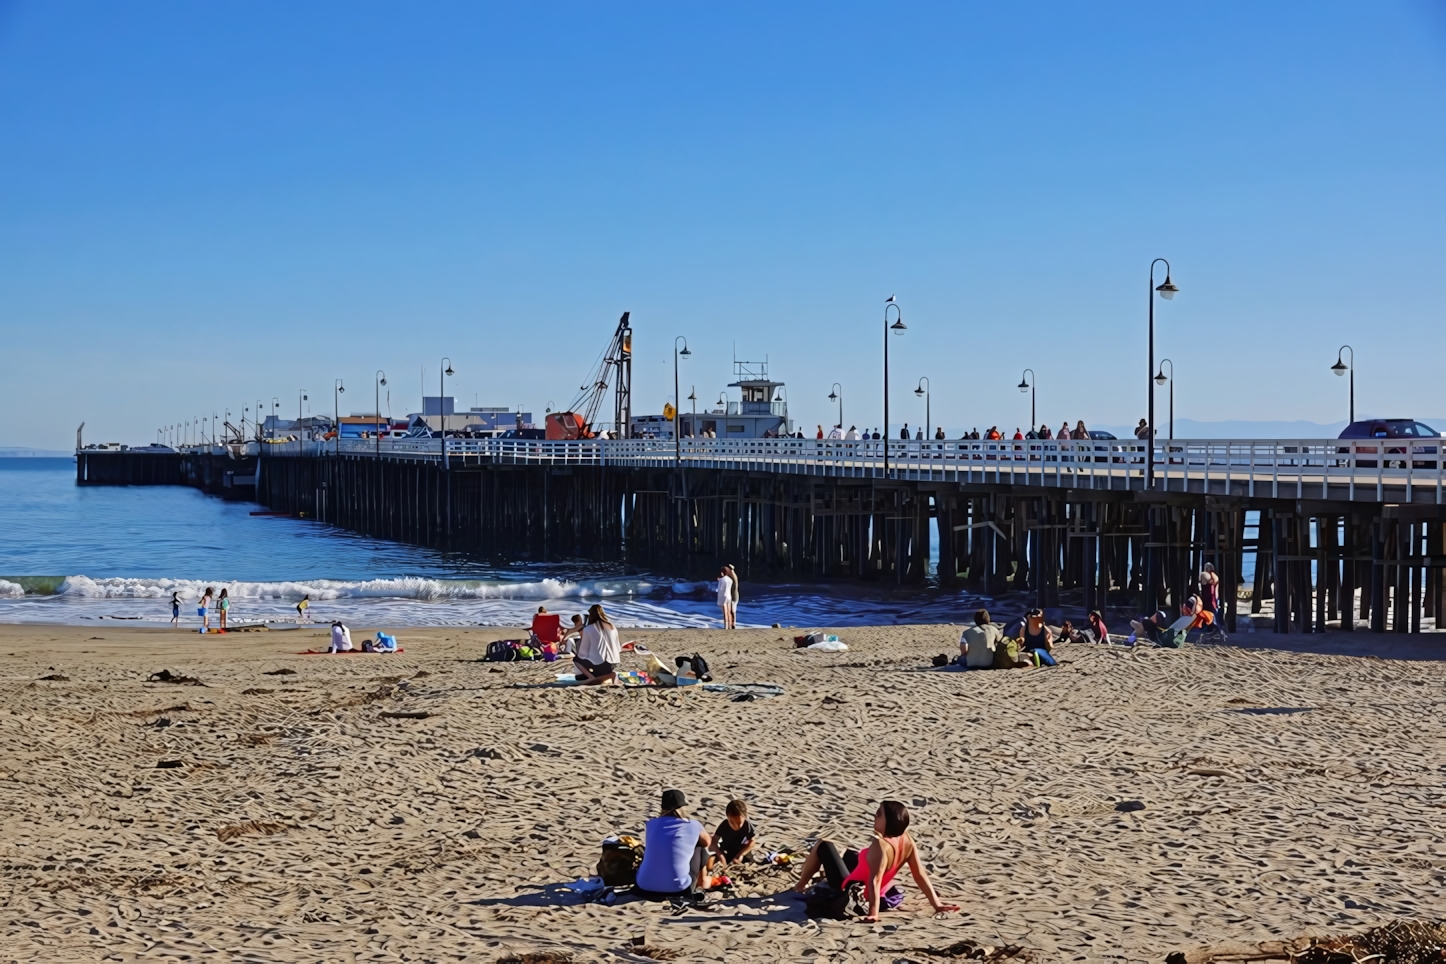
top-left (0, 459), bottom-right (983, 628)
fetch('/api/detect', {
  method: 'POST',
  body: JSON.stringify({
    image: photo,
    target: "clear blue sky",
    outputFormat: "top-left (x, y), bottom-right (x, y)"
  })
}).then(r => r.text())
top-left (2, 1), bottom-right (1444, 447)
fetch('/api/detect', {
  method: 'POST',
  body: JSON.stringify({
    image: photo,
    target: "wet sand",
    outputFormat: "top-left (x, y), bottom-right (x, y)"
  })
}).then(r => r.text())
top-left (0, 622), bottom-right (1443, 963)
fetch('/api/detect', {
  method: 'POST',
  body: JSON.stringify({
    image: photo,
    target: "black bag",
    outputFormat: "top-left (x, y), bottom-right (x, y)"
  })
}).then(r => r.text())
top-left (598, 841), bottom-right (643, 886)
top-left (485, 640), bottom-right (517, 662)
top-left (674, 653), bottom-right (713, 682)
top-left (803, 881), bottom-right (867, 919)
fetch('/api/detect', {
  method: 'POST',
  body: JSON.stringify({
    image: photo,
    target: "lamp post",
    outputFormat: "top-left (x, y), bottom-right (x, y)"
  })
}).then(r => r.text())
top-left (332, 380), bottom-right (345, 455)
top-left (1017, 369), bottom-right (1035, 432)
top-left (1331, 345), bottom-right (1354, 424)
top-left (1154, 358), bottom-right (1175, 440)
top-left (914, 377), bottom-right (931, 440)
top-left (828, 382), bottom-right (843, 432)
top-left (439, 358), bottom-right (454, 470)
top-left (269, 398), bottom-right (279, 439)
top-left (1147, 258), bottom-right (1178, 488)
top-left (687, 387), bottom-right (696, 439)
top-left (298, 389), bottom-right (308, 427)
top-left (255, 400), bottom-right (263, 441)
top-left (883, 296), bottom-right (906, 478)
top-left (673, 336), bottom-right (691, 467)
top-left (375, 370), bottom-right (387, 458)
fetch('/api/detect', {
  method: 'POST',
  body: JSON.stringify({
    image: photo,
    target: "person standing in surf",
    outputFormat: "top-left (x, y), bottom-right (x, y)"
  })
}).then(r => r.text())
top-left (218, 588), bottom-right (230, 631)
top-left (198, 587), bottom-right (214, 634)
top-left (170, 592), bottom-right (181, 628)
top-left (725, 564), bottom-right (741, 628)
top-left (716, 566), bottom-right (735, 630)
top-left (296, 595), bottom-right (310, 623)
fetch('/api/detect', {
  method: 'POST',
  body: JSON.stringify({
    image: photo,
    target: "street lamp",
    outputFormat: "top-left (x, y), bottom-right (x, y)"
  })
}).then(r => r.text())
top-left (914, 377), bottom-right (931, 440)
top-left (439, 358), bottom-right (454, 470)
top-left (687, 387), bottom-right (696, 439)
top-left (673, 336), bottom-right (691, 467)
top-left (375, 370), bottom-right (388, 458)
top-left (1147, 258), bottom-right (1178, 488)
top-left (333, 380), bottom-right (345, 455)
top-left (883, 296), bottom-right (906, 478)
top-left (1017, 369), bottom-right (1035, 432)
top-left (269, 398), bottom-right (279, 439)
top-left (1331, 345), bottom-right (1354, 424)
top-left (1154, 358), bottom-right (1174, 440)
top-left (298, 389), bottom-right (308, 428)
top-left (828, 382), bottom-right (843, 432)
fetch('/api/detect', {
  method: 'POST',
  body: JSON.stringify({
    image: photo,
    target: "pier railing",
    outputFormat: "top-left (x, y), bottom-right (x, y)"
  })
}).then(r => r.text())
top-left (250, 435), bottom-right (1445, 503)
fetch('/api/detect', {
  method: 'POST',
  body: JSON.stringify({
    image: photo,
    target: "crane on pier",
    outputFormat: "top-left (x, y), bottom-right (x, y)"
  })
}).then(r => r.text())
top-left (545, 311), bottom-right (633, 439)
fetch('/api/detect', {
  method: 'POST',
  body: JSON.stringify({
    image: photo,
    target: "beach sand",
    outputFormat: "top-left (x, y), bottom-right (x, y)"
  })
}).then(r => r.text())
top-left (0, 621), bottom-right (1443, 963)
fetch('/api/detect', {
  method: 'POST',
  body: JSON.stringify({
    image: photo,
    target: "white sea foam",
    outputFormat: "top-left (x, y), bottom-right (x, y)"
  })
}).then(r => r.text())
top-left (53, 574), bottom-right (658, 602)
top-left (0, 580), bottom-right (23, 599)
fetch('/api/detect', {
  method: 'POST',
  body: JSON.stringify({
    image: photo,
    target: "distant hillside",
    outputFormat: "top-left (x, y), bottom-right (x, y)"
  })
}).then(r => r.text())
top-left (0, 447), bottom-right (72, 458)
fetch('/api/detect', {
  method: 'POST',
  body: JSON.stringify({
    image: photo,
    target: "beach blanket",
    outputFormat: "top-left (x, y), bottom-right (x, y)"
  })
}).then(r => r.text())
top-left (300, 648), bottom-right (405, 655)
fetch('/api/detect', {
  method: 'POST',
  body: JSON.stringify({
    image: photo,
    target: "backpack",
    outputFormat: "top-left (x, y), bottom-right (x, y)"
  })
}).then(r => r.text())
top-left (485, 640), bottom-right (517, 662)
top-left (674, 653), bottom-right (713, 682)
top-left (597, 840), bottom-right (644, 886)
top-left (992, 637), bottom-right (1022, 669)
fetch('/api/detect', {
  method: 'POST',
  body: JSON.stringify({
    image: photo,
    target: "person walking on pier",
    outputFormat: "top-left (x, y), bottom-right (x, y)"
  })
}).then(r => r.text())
top-left (934, 426), bottom-right (945, 440)
top-left (717, 566), bottom-right (736, 629)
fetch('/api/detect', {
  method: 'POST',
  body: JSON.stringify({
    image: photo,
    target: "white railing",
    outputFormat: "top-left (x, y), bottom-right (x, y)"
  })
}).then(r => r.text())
top-left (257, 436), bottom-right (1446, 503)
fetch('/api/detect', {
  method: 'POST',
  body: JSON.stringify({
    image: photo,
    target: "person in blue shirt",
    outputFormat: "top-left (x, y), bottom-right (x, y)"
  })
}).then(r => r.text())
top-left (634, 789), bottom-right (711, 898)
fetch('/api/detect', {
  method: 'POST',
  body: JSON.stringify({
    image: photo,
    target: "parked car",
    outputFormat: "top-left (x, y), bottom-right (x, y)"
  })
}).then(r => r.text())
top-left (1337, 419), bottom-right (1440, 469)
top-left (1087, 431), bottom-right (1117, 440)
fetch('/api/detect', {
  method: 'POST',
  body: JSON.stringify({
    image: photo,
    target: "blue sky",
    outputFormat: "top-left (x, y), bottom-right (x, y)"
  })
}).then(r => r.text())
top-left (2, 1), bottom-right (1444, 447)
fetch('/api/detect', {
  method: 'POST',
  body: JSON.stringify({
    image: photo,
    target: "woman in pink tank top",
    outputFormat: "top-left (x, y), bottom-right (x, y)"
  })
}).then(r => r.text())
top-left (791, 801), bottom-right (959, 921)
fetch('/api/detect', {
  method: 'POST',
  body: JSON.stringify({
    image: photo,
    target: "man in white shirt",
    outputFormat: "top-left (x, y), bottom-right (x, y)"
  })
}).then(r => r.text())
top-left (958, 609), bottom-right (1002, 669)
top-left (328, 621), bottom-right (353, 653)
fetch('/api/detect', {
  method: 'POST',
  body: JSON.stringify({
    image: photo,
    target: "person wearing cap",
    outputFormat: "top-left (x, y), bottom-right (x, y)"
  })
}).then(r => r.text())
top-left (634, 789), bottom-right (712, 898)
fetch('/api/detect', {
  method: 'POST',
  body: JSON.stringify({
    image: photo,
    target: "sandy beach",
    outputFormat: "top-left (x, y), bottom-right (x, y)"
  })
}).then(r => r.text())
top-left (1, 621), bottom-right (1443, 963)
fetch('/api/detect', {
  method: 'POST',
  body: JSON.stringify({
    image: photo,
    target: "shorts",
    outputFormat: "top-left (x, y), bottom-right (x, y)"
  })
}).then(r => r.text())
top-left (197, 607), bottom-right (206, 617)
top-left (574, 658), bottom-right (615, 676)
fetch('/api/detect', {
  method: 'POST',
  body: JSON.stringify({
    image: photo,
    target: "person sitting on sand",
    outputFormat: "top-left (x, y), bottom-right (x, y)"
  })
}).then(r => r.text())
top-left (791, 801), bottom-right (960, 922)
top-left (710, 798), bottom-right (757, 869)
top-left (556, 614), bottom-right (584, 655)
top-left (635, 789), bottom-right (712, 898)
top-left (328, 621), bottom-right (353, 653)
top-left (1128, 608), bottom-right (1171, 646)
top-left (1060, 611), bottom-right (1109, 645)
top-left (1017, 608), bottom-right (1058, 666)
top-left (957, 608), bottom-right (1002, 669)
top-left (573, 604), bottom-right (620, 685)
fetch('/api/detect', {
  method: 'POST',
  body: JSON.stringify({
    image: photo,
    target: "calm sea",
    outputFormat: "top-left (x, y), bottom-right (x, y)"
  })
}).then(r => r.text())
top-left (0, 459), bottom-right (983, 629)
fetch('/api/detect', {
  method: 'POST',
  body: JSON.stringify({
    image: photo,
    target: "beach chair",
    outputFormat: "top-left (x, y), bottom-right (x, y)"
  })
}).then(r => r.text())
top-left (529, 613), bottom-right (563, 645)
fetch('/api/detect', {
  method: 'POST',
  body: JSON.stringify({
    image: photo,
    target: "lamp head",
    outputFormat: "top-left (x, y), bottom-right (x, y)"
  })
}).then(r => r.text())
top-left (1017, 378), bottom-right (1029, 392)
top-left (1331, 358), bottom-right (1348, 376)
top-left (687, 390), bottom-right (696, 401)
top-left (1154, 371), bottom-right (1168, 386)
top-left (380, 377), bottom-right (387, 387)
top-left (828, 390), bottom-right (837, 401)
top-left (338, 385), bottom-right (345, 393)
top-left (890, 318), bottom-right (907, 334)
top-left (679, 346), bottom-right (691, 358)
top-left (1156, 275), bottom-right (1178, 300)
top-left (444, 365), bottom-right (454, 377)
top-left (915, 386), bottom-right (925, 397)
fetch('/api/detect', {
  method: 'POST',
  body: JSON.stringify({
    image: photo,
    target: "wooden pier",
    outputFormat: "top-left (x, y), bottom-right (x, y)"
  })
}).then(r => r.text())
top-left (76, 435), bottom-right (1446, 635)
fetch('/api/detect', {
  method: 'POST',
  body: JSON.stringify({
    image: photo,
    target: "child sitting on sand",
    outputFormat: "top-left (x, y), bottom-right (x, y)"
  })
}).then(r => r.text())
top-left (710, 799), bottom-right (757, 868)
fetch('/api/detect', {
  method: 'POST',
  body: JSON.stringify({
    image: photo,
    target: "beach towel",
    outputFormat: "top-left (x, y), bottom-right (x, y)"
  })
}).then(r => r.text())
top-left (301, 648), bottom-right (405, 654)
